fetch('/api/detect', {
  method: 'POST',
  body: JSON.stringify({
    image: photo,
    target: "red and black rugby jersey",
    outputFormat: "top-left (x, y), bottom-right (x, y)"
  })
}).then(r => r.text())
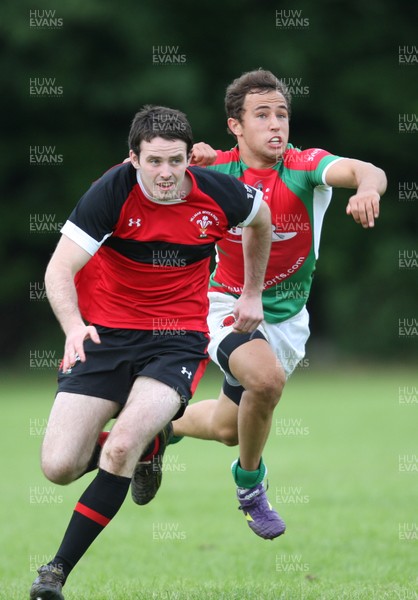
top-left (61, 162), bottom-right (261, 331)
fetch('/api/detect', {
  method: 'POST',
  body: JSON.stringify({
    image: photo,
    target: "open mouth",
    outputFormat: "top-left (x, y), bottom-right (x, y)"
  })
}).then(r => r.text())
top-left (156, 181), bottom-right (176, 192)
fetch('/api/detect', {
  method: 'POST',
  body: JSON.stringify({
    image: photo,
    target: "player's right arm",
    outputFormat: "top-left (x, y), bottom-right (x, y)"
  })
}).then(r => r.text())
top-left (45, 235), bottom-right (100, 372)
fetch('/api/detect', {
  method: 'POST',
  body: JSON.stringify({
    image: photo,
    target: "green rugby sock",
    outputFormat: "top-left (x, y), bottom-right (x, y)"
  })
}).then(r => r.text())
top-left (169, 434), bottom-right (184, 445)
top-left (231, 457), bottom-right (266, 489)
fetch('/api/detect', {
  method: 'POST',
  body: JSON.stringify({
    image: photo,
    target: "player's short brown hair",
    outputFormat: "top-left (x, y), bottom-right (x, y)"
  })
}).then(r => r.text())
top-left (128, 105), bottom-right (194, 157)
top-left (225, 69), bottom-right (291, 135)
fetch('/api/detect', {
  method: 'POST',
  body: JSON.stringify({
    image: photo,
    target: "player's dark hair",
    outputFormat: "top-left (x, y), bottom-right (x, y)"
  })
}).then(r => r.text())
top-left (225, 69), bottom-right (291, 136)
top-left (128, 105), bottom-right (194, 156)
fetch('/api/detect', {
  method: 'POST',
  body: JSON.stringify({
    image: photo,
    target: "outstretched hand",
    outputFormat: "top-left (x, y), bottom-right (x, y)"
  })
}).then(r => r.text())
top-left (346, 190), bottom-right (380, 228)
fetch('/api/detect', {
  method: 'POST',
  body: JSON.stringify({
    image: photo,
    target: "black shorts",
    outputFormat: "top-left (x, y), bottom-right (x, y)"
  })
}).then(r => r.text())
top-left (57, 325), bottom-right (209, 419)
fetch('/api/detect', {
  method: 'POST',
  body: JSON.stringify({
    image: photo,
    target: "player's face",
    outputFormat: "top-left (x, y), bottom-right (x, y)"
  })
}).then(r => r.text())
top-left (228, 90), bottom-right (290, 168)
top-left (131, 137), bottom-right (190, 201)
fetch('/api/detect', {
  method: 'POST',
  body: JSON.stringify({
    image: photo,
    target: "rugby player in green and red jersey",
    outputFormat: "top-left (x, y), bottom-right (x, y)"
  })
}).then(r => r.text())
top-left (132, 70), bottom-right (387, 540)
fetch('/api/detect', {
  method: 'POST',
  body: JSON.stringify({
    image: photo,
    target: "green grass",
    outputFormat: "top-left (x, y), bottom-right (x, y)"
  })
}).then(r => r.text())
top-left (1, 365), bottom-right (417, 599)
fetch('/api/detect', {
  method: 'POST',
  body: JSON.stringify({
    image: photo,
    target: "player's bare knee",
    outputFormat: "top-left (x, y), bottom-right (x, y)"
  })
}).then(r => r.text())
top-left (218, 423), bottom-right (239, 446)
top-left (246, 369), bottom-right (284, 408)
top-left (41, 457), bottom-right (78, 485)
top-left (101, 439), bottom-right (133, 472)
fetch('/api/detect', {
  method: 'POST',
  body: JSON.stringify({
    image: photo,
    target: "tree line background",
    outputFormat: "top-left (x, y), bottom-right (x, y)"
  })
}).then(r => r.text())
top-left (2, 0), bottom-right (417, 369)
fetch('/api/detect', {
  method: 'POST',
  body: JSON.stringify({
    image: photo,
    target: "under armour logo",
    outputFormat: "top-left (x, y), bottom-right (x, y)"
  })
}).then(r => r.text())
top-left (129, 218), bottom-right (141, 227)
top-left (181, 366), bottom-right (192, 379)
top-left (243, 183), bottom-right (256, 199)
top-left (63, 353), bottom-right (81, 375)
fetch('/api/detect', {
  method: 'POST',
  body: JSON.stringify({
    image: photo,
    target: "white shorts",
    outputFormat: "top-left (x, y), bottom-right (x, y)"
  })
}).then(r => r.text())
top-left (207, 292), bottom-right (310, 384)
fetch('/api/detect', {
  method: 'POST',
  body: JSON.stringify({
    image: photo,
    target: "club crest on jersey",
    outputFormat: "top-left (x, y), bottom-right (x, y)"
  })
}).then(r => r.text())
top-left (196, 215), bottom-right (213, 238)
top-left (190, 210), bottom-right (219, 238)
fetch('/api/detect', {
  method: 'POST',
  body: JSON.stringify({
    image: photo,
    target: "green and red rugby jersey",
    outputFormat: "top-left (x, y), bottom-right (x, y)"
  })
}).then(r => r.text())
top-left (207, 145), bottom-right (343, 323)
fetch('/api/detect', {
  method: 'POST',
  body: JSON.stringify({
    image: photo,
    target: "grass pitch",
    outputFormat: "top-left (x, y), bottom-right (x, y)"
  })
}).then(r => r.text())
top-left (0, 364), bottom-right (416, 599)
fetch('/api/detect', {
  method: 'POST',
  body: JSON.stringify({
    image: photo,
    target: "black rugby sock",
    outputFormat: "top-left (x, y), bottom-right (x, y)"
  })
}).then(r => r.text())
top-left (49, 468), bottom-right (130, 580)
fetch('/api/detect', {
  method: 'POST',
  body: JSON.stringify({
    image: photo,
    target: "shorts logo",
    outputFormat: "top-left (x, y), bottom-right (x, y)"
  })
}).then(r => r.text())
top-left (128, 218), bottom-right (141, 227)
top-left (181, 366), bottom-right (192, 379)
top-left (221, 315), bottom-right (236, 328)
top-left (61, 354), bottom-right (81, 374)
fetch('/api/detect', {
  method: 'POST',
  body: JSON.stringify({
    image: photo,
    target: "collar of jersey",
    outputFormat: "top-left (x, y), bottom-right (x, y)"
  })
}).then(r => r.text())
top-left (235, 142), bottom-right (294, 172)
top-left (136, 170), bottom-right (187, 205)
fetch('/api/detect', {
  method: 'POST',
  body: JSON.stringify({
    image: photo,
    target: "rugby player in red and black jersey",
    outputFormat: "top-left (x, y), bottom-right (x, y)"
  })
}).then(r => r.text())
top-left (29, 105), bottom-right (272, 600)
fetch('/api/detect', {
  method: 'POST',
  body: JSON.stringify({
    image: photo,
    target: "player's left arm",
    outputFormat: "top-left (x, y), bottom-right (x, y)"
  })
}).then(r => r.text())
top-left (325, 158), bottom-right (387, 228)
top-left (233, 200), bottom-right (272, 333)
